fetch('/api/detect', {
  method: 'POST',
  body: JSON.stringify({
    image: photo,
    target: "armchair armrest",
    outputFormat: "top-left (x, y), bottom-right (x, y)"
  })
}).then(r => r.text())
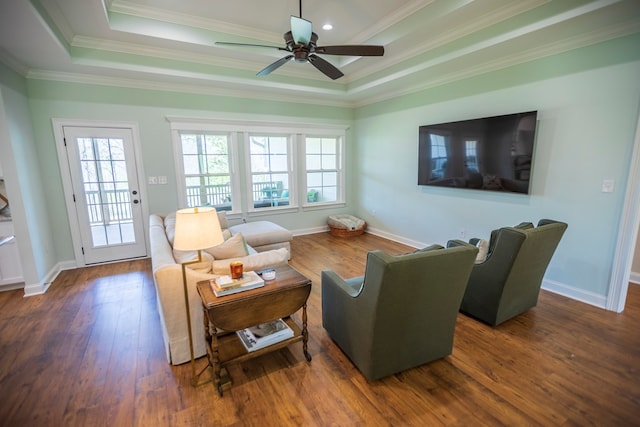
top-left (321, 270), bottom-right (363, 297)
top-left (321, 270), bottom-right (373, 361)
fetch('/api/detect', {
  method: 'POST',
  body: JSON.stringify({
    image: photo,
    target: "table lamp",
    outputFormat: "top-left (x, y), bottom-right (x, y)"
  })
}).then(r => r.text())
top-left (173, 206), bottom-right (224, 386)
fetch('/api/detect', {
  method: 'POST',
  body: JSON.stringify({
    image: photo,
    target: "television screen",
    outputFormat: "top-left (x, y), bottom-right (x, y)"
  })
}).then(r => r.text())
top-left (418, 111), bottom-right (538, 194)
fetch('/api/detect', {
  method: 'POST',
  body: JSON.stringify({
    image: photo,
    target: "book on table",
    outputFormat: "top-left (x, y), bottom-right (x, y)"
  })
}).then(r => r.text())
top-left (210, 270), bottom-right (264, 297)
top-left (236, 318), bottom-right (294, 352)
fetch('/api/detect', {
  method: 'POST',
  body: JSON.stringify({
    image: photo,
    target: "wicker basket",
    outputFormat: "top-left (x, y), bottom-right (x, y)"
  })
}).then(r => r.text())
top-left (327, 215), bottom-right (367, 237)
top-left (329, 224), bottom-right (366, 237)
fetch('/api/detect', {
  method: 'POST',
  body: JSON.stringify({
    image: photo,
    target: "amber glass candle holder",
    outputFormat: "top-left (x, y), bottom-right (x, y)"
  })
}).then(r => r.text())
top-left (230, 261), bottom-right (243, 279)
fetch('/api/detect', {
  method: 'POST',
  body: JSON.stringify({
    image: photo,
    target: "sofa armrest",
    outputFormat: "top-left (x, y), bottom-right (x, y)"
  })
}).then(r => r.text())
top-left (153, 264), bottom-right (216, 364)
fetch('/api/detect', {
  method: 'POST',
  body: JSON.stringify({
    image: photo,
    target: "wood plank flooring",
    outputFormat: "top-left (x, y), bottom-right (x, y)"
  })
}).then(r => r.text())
top-left (0, 232), bottom-right (638, 426)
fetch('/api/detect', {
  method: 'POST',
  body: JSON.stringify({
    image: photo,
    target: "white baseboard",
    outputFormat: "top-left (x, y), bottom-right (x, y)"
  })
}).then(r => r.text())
top-left (23, 260), bottom-right (77, 297)
top-left (364, 226), bottom-right (424, 249)
top-left (630, 271), bottom-right (640, 285)
top-left (0, 282), bottom-right (25, 292)
top-left (292, 226), bottom-right (329, 236)
top-left (357, 228), bottom-right (611, 310)
top-left (542, 279), bottom-right (607, 309)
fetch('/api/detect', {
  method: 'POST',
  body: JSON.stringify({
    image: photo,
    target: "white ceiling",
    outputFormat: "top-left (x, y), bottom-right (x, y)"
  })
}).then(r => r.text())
top-left (0, 0), bottom-right (639, 107)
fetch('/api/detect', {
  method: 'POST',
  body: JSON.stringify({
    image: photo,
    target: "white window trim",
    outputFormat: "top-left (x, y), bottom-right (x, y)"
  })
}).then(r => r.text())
top-left (244, 131), bottom-right (297, 213)
top-left (168, 116), bottom-right (349, 215)
top-left (301, 133), bottom-right (346, 208)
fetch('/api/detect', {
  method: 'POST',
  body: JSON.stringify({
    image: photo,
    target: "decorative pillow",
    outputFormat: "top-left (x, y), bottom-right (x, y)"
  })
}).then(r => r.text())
top-left (172, 250), bottom-right (214, 273)
top-left (475, 239), bottom-right (489, 263)
top-left (482, 174), bottom-right (503, 190)
top-left (204, 232), bottom-right (249, 260)
top-left (211, 248), bottom-right (289, 275)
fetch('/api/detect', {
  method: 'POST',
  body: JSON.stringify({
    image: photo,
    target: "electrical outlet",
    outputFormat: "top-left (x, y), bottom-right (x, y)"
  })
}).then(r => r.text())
top-left (459, 228), bottom-right (466, 238)
top-left (601, 179), bottom-right (615, 193)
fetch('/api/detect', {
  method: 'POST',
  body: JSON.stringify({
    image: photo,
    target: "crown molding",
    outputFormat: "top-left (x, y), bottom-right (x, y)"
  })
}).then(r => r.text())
top-left (0, 48), bottom-right (29, 76)
top-left (109, 0), bottom-right (282, 44)
top-left (350, 19), bottom-right (640, 108)
top-left (24, 69), bottom-right (355, 108)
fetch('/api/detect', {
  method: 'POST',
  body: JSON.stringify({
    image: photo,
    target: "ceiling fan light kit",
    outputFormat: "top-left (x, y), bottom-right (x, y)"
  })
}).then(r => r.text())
top-left (216, 0), bottom-right (384, 80)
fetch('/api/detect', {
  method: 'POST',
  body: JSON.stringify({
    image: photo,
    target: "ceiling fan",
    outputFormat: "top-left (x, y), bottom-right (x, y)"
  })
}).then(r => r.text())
top-left (215, 0), bottom-right (384, 80)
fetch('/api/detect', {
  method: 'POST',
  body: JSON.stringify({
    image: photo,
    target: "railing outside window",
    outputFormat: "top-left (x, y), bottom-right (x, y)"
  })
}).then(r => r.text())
top-left (85, 189), bottom-right (132, 224)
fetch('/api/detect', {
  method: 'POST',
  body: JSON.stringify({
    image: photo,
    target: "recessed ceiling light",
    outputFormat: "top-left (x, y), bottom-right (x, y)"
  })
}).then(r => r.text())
top-left (322, 23), bottom-right (333, 31)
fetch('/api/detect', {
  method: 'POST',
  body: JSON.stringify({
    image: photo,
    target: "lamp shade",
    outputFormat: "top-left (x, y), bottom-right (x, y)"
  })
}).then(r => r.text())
top-left (173, 207), bottom-right (224, 251)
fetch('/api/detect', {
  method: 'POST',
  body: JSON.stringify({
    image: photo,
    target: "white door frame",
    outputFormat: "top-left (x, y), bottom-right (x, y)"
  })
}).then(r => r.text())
top-left (52, 119), bottom-right (150, 267)
top-left (608, 107), bottom-right (640, 312)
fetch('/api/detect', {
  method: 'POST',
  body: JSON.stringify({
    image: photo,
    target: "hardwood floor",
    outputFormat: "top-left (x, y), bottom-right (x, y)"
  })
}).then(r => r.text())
top-left (0, 232), bottom-right (638, 426)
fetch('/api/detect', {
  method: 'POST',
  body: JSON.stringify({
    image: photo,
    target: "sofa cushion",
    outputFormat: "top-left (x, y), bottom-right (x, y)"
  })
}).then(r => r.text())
top-left (204, 232), bottom-right (249, 259)
top-left (217, 211), bottom-right (229, 230)
top-left (229, 221), bottom-right (292, 248)
top-left (211, 248), bottom-right (289, 275)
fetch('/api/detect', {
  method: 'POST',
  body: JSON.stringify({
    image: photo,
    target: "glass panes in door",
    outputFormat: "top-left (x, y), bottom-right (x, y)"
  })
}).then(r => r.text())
top-left (77, 137), bottom-right (135, 246)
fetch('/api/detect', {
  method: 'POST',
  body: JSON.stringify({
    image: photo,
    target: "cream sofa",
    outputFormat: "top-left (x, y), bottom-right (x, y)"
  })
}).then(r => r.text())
top-left (149, 211), bottom-right (292, 365)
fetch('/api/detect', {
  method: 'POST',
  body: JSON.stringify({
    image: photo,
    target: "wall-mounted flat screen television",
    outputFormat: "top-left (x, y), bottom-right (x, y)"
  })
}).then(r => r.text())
top-left (418, 111), bottom-right (538, 194)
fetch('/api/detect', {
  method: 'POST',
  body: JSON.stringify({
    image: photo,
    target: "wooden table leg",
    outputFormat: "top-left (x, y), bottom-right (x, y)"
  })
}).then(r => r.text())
top-left (211, 323), bottom-right (223, 396)
top-left (302, 303), bottom-right (312, 362)
top-left (202, 308), bottom-right (215, 386)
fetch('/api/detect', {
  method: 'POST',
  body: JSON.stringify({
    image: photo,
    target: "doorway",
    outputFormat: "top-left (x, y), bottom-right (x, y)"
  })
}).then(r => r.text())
top-left (54, 121), bottom-right (148, 265)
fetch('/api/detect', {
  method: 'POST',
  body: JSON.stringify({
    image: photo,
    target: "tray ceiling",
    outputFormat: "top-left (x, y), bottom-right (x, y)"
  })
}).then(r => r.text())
top-left (0, 0), bottom-right (639, 107)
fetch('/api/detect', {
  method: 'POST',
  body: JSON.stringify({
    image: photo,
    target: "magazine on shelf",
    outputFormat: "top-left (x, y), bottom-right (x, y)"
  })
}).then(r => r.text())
top-left (210, 270), bottom-right (264, 297)
top-left (236, 318), bottom-right (294, 352)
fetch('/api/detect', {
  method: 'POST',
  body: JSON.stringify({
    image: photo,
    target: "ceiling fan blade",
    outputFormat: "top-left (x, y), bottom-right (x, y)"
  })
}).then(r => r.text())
top-left (257, 55), bottom-right (294, 76)
top-left (291, 16), bottom-right (312, 45)
top-left (216, 41), bottom-right (288, 52)
top-left (308, 54), bottom-right (344, 80)
top-left (315, 45), bottom-right (385, 56)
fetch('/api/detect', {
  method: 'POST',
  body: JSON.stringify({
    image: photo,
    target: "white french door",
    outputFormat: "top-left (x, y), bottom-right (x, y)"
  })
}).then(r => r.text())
top-left (60, 125), bottom-right (147, 265)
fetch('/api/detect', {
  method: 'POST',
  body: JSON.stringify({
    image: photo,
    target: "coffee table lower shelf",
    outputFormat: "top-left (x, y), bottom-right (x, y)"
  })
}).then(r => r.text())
top-left (206, 316), bottom-right (311, 395)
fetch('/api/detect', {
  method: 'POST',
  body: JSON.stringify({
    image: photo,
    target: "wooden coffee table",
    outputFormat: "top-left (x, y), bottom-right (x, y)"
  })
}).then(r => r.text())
top-left (196, 264), bottom-right (312, 396)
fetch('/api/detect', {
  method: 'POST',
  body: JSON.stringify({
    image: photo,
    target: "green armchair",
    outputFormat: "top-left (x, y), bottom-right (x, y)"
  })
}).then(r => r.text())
top-left (449, 219), bottom-right (567, 326)
top-left (321, 242), bottom-right (478, 381)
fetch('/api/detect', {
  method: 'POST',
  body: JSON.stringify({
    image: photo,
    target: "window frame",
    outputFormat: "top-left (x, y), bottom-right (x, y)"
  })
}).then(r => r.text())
top-left (301, 134), bottom-right (345, 208)
top-left (169, 117), bottom-right (348, 217)
top-left (244, 131), bottom-right (296, 213)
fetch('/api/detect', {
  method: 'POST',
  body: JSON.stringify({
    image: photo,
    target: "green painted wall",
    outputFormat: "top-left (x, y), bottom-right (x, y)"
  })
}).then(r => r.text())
top-left (3, 33), bottom-right (639, 304)
top-left (26, 82), bottom-right (356, 262)
top-left (0, 63), bottom-right (57, 289)
top-left (353, 58), bottom-right (640, 300)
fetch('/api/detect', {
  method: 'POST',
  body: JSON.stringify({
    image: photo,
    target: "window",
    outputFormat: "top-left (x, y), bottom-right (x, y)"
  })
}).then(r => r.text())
top-left (430, 133), bottom-right (448, 179)
top-left (179, 132), bottom-right (234, 211)
top-left (305, 136), bottom-right (342, 204)
top-left (170, 117), bottom-right (347, 216)
top-left (465, 139), bottom-right (478, 172)
top-left (248, 134), bottom-right (291, 210)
